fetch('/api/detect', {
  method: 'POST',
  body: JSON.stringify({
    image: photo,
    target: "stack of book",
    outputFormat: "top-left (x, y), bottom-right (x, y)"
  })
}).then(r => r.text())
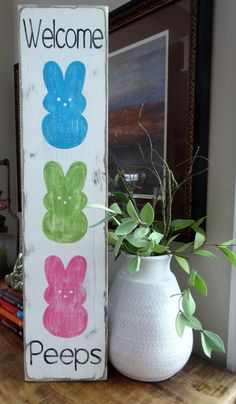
top-left (0, 287), bottom-right (23, 338)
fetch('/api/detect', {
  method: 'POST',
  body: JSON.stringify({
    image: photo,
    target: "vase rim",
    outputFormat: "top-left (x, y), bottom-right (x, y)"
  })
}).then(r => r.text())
top-left (121, 252), bottom-right (172, 261)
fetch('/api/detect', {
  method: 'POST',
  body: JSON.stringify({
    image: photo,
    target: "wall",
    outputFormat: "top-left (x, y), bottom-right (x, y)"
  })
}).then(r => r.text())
top-left (0, 1), bottom-right (17, 239)
top-left (204, 0), bottom-right (236, 367)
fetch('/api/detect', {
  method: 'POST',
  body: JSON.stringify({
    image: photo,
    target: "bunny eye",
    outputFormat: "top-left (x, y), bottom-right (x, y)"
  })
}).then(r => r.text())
top-left (69, 290), bottom-right (73, 294)
top-left (58, 289), bottom-right (62, 294)
top-left (68, 196), bottom-right (72, 200)
top-left (68, 97), bottom-right (72, 102)
top-left (57, 196), bottom-right (62, 200)
top-left (56, 97), bottom-right (61, 102)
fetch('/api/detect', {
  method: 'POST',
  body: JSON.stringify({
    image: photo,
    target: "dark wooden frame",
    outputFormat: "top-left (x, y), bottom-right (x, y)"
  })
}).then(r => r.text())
top-left (109, 0), bottom-right (213, 221)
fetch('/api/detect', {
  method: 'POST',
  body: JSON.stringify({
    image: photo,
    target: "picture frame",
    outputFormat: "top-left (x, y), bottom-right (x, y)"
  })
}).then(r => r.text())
top-left (109, 0), bottom-right (213, 221)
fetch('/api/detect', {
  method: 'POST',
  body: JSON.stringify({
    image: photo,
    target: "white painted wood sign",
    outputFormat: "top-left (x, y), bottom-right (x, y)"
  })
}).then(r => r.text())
top-left (19, 6), bottom-right (108, 380)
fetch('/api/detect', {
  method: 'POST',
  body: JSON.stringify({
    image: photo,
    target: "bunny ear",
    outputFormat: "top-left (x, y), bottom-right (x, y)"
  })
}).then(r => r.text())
top-left (66, 256), bottom-right (87, 283)
top-left (43, 61), bottom-right (64, 94)
top-left (44, 161), bottom-right (65, 192)
top-left (66, 161), bottom-right (87, 191)
top-left (65, 61), bottom-right (86, 94)
top-left (45, 255), bottom-right (65, 286)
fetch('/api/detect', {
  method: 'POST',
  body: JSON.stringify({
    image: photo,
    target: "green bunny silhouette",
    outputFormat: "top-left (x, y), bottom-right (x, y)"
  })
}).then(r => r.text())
top-left (43, 161), bottom-right (88, 243)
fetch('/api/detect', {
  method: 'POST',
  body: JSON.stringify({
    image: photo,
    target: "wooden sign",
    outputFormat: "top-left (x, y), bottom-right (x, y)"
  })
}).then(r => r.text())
top-left (19, 6), bottom-right (108, 381)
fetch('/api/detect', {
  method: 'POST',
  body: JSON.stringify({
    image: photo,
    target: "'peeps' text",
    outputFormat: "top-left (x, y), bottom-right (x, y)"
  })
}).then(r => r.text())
top-left (29, 340), bottom-right (102, 371)
top-left (23, 19), bottom-right (104, 49)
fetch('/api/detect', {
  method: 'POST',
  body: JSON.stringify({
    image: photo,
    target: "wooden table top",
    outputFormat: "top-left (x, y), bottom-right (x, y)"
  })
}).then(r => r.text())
top-left (1, 322), bottom-right (236, 403)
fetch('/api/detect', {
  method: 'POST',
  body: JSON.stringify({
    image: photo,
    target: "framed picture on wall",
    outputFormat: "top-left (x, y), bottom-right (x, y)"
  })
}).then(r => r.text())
top-left (109, 0), bottom-right (213, 221)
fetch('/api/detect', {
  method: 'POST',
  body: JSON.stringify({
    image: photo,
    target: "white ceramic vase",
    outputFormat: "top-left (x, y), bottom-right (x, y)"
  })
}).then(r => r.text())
top-left (109, 253), bottom-right (193, 382)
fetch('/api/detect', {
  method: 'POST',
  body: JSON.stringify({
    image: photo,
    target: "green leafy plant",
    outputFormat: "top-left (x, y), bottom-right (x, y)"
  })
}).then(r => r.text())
top-left (89, 102), bottom-right (236, 359)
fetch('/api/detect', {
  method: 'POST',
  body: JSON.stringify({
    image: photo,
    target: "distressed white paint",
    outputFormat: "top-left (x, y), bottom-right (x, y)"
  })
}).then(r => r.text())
top-left (19, 6), bottom-right (107, 380)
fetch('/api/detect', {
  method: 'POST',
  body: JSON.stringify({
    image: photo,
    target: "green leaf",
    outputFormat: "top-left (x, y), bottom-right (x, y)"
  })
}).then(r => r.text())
top-left (194, 232), bottom-right (206, 250)
top-left (148, 231), bottom-right (164, 245)
top-left (108, 231), bottom-right (119, 246)
top-left (90, 213), bottom-right (115, 228)
top-left (194, 249), bottom-right (217, 259)
top-left (217, 245), bottom-right (236, 266)
top-left (188, 269), bottom-right (197, 286)
top-left (174, 255), bottom-right (190, 274)
top-left (203, 330), bottom-right (225, 352)
top-left (109, 203), bottom-right (122, 215)
top-left (126, 200), bottom-right (139, 221)
top-left (139, 248), bottom-right (153, 257)
top-left (125, 234), bottom-right (149, 248)
top-left (201, 330), bottom-right (225, 358)
top-left (140, 203), bottom-right (154, 226)
top-left (191, 217), bottom-right (206, 230)
top-left (175, 312), bottom-right (185, 337)
top-left (133, 227), bottom-right (150, 239)
top-left (171, 219), bottom-right (195, 231)
top-left (182, 289), bottom-right (196, 315)
top-left (182, 313), bottom-right (202, 330)
top-left (152, 221), bottom-right (164, 233)
top-left (115, 219), bottom-right (138, 236)
top-left (114, 236), bottom-right (125, 257)
top-left (127, 255), bottom-right (141, 273)
top-left (88, 203), bottom-right (116, 213)
top-left (112, 191), bottom-right (129, 203)
top-left (152, 244), bottom-right (169, 254)
top-left (188, 270), bottom-right (207, 296)
top-left (220, 237), bottom-right (236, 246)
top-left (200, 332), bottom-right (212, 358)
top-left (174, 242), bottom-right (193, 253)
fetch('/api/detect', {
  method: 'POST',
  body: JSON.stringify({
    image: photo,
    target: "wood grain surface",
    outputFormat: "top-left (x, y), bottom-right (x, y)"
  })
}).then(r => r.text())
top-left (1, 322), bottom-right (236, 403)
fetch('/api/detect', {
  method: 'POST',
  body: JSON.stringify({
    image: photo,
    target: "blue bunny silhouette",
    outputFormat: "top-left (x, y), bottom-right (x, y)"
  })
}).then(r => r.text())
top-left (42, 61), bottom-right (88, 149)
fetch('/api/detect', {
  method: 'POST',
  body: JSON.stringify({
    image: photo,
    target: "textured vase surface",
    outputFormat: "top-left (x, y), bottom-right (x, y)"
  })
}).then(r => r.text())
top-left (109, 254), bottom-right (193, 382)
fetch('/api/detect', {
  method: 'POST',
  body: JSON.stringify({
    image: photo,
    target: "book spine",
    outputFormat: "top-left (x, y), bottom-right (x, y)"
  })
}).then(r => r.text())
top-left (0, 298), bottom-right (18, 314)
top-left (0, 306), bottom-right (23, 328)
top-left (0, 291), bottom-right (23, 311)
top-left (0, 317), bottom-right (23, 338)
top-left (16, 310), bottom-right (24, 320)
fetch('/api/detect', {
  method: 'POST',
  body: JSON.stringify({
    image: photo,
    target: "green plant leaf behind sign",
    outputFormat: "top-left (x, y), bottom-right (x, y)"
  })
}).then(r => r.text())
top-left (128, 255), bottom-right (141, 273)
top-left (140, 203), bottom-right (154, 226)
top-left (90, 213), bottom-right (115, 228)
top-left (200, 330), bottom-right (225, 358)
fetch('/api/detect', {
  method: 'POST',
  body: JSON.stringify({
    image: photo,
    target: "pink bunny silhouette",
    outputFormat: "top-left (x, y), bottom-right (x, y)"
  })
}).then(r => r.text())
top-left (43, 255), bottom-right (88, 338)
